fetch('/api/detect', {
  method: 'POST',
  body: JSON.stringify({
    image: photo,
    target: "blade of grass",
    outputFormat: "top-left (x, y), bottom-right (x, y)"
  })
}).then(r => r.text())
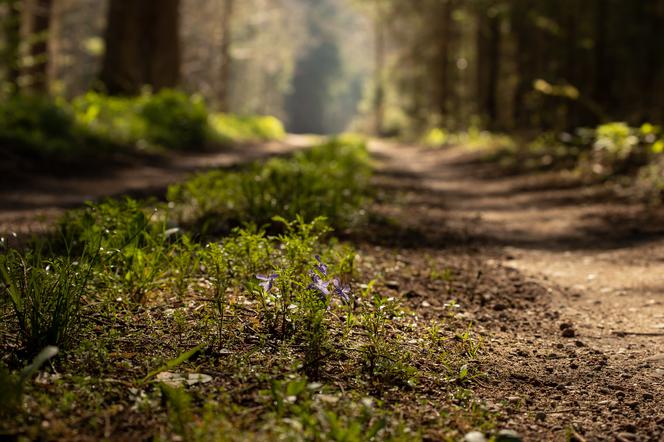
top-left (142, 343), bottom-right (206, 383)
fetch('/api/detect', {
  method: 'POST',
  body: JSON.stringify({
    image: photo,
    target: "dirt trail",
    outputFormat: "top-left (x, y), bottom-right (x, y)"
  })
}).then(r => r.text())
top-left (0, 135), bottom-right (315, 235)
top-left (369, 140), bottom-right (664, 440)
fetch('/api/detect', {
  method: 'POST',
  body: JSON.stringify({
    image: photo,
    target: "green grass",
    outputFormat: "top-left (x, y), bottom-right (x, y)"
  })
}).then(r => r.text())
top-left (0, 90), bottom-right (286, 163)
top-left (0, 137), bottom-right (492, 440)
top-left (462, 122), bottom-right (664, 180)
top-left (168, 135), bottom-right (371, 235)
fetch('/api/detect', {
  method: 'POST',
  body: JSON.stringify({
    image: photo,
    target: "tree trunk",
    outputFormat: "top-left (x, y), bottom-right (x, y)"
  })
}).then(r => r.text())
top-left (99, 0), bottom-right (180, 95)
top-left (2, 0), bottom-right (21, 93)
top-left (373, 0), bottom-right (385, 136)
top-left (218, 0), bottom-right (234, 112)
top-left (23, 0), bottom-right (52, 93)
top-left (592, 0), bottom-right (610, 111)
top-left (477, 6), bottom-right (500, 128)
top-left (436, 0), bottom-right (452, 122)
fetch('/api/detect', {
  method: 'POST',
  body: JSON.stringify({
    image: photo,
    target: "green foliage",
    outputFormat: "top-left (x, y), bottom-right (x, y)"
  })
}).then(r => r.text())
top-left (0, 95), bottom-right (107, 159)
top-left (262, 379), bottom-right (411, 441)
top-left (72, 89), bottom-right (208, 150)
top-left (0, 245), bottom-right (95, 354)
top-left (70, 91), bottom-right (146, 146)
top-left (0, 346), bottom-right (59, 413)
top-left (359, 291), bottom-right (416, 386)
top-left (208, 113), bottom-right (285, 144)
top-left (160, 383), bottom-right (194, 441)
top-left (480, 122), bottom-right (664, 180)
top-left (140, 90), bottom-right (209, 150)
top-left (3, 90), bottom-right (286, 160)
top-left (58, 198), bottom-right (168, 303)
top-left (168, 136), bottom-right (371, 234)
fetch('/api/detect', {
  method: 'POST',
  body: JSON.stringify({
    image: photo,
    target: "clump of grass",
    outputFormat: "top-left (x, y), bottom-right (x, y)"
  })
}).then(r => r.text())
top-left (58, 198), bottom-right (169, 303)
top-left (168, 136), bottom-right (371, 234)
top-left (72, 89), bottom-right (208, 151)
top-left (0, 94), bottom-right (116, 160)
top-left (0, 244), bottom-right (96, 355)
top-left (208, 113), bottom-right (286, 144)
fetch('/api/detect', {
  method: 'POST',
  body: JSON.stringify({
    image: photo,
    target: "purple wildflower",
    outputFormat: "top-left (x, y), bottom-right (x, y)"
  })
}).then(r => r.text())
top-left (314, 255), bottom-right (328, 276)
top-left (256, 273), bottom-right (279, 292)
top-left (308, 271), bottom-right (330, 300)
top-left (332, 278), bottom-right (352, 304)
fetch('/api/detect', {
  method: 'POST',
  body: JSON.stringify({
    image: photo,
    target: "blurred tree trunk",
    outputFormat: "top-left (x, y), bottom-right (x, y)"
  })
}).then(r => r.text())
top-left (99, 0), bottom-right (181, 95)
top-left (435, 0), bottom-right (452, 122)
top-left (476, 6), bottom-right (500, 128)
top-left (1, 0), bottom-right (21, 94)
top-left (373, 0), bottom-right (385, 136)
top-left (592, 0), bottom-right (610, 112)
top-left (218, 0), bottom-right (233, 112)
top-left (23, 0), bottom-right (52, 93)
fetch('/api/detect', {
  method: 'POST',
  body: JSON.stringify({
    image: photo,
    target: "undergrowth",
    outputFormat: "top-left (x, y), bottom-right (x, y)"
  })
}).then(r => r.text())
top-left (0, 137), bottom-right (490, 440)
top-left (424, 123), bottom-right (664, 201)
top-left (0, 90), bottom-right (286, 162)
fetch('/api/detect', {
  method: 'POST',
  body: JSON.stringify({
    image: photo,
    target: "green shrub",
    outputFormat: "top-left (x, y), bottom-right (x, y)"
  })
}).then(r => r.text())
top-left (0, 246), bottom-right (95, 355)
top-left (0, 95), bottom-right (103, 158)
top-left (72, 89), bottom-right (209, 150)
top-left (71, 92), bottom-right (146, 146)
top-left (141, 90), bottom-right (209, 150)
top-left (168, 136), bottom-right (371, 234)
top-left (58, 198), bottom-right (169, 302)
top-left (208, 113), bottom-right (285, 144)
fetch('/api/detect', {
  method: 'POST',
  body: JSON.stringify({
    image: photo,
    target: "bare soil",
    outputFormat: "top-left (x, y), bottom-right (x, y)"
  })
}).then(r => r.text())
top-left (367, 140), bottom-right (664, 441)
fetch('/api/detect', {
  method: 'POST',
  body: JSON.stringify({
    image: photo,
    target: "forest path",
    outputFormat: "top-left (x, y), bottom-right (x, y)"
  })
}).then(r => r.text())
top-left (0, 135), bottom-right (315, 236)
top-left (369, 139), bottom-right (664, 439)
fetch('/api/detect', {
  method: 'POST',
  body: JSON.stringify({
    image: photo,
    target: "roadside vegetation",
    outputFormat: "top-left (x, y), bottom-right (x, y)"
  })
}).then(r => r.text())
top-left (0, 90), bottom-right (285, 165)
top-left (0, 138), bottom-right (490, 441)
top-left (423, 122), bottom-right (664, 202)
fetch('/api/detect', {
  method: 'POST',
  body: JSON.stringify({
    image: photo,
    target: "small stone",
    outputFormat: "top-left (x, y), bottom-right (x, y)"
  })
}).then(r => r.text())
top-left (570, 362), bottom-right (579, 369)
top-left (385, 280), bottom-right (400, 290)
top-left (495, 429), bottom-right (522, 442)
top-left (562, 328), bottom-right (576, 338)
top-left (574, 340), bottom-right (585, 347)
top-left (403, 290), bottom-right (419, 299)
top-left (621, 424), bottom-right (637, 433)
top-left (493, 303), bottom-right (507, 311)
top-left (464, 431), bottom-right (488, 442)
top-left (535, 412), bottom-right (546, 421)
top-left (560, 322), bottom-right (573, 330)
top-left (617, 432), bottom-right (637, 441)
top-left (643, 393), bottom-right (654, 401)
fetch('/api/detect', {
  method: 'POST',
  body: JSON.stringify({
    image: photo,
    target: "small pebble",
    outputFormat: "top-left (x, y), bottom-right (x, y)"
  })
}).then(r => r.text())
top-left (464, 431), bottom-right (487, 442)
top-left (385, 280), bottom-right (400, 290)
top-left (562, 328), bottom-right (576, 338)
top-left (495, 429), bottom-right (522, 442)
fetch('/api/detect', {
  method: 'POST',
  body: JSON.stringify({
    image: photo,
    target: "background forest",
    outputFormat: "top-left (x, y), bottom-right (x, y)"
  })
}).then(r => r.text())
top-left (2, 0), bottom-right (663, 138)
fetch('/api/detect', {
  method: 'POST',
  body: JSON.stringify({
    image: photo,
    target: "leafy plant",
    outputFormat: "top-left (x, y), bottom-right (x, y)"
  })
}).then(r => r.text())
top-left (208, 113), bottom-right (285, 144)
top-left (140, 89), bottom-right (209, 150)
top-left (58, 198), bottom-right (169, 303)
top-left (167, 137), bottom-right (371, 234)
top-left (0, 245), bottom-right (96, 354)
top-left (0, 346), bottom-right (59, 413)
